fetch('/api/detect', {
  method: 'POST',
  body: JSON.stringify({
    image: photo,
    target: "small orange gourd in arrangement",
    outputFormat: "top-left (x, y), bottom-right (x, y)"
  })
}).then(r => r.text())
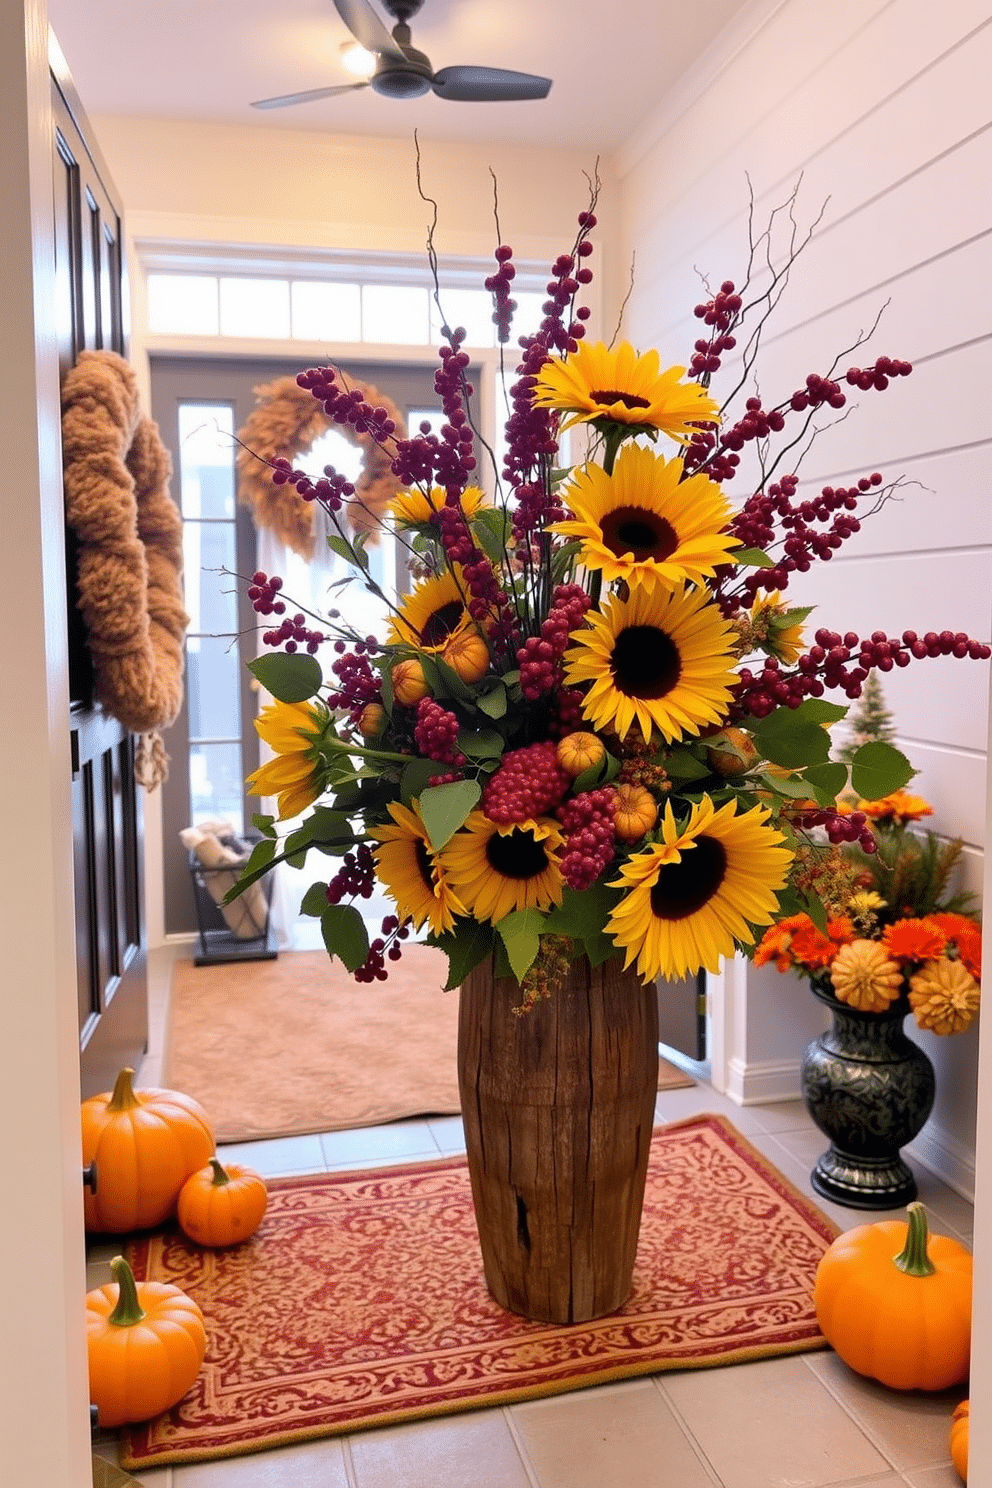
top-left (814, 1202), bottom-right (972, 1390)
top-left (81, 1068), bottom-right (215, 1232)
top-left (177, 1157), bottom-right (268, 1247)
top-left (950, 1399), bottom-right (969, 1482)
top-left (86, 1255), bottom-right (206, 1426)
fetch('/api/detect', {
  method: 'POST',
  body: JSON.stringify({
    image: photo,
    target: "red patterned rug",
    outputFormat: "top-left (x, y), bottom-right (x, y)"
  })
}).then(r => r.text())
top-left (121, 1113), bottom-right (838, 1469)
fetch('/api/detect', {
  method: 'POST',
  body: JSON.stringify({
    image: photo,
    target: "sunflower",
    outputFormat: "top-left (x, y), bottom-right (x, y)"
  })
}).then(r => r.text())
top-left (371, 802), bottom-right (467, 936)
top-left (606, 797), bottom-right (792, 982)
top-left (247, 699), bottom-right (328, 820)
top-left (386, 568), bottom-right (473, 651)
top-left (552, 444), bottom-right (739, 593)
top-left (389, 485), bottom-right (486, 528)
top-left (561, 582), bottom-right (738, 743)
top-left (750, 590), bottom-right (806, 666)
top-left (532, 340), bottom-right (720, 440)
top-left (439, 812), bottom-right (565, 924)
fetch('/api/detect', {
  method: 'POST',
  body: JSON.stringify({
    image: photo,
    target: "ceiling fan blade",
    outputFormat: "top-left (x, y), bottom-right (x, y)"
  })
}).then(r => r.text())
top-left (250, 82), bottom-right (368, 109)
top-left (431, 66), bottom-right (552, 102)
top-left (332, 0), bottom-right (408, 66)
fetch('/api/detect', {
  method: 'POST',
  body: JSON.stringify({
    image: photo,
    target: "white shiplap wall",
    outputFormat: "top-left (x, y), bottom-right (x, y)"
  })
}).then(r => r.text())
top-left (616, 0), bottom-right (992, 1187)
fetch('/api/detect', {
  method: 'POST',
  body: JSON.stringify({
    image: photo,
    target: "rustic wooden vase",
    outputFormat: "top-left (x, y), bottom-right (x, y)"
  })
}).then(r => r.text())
top-left (457, 954), bottom-right (659, 1324)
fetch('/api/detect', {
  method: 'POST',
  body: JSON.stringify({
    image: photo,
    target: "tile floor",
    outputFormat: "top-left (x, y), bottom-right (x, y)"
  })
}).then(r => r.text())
top-left (89, 944), bottom-right (971, 1487)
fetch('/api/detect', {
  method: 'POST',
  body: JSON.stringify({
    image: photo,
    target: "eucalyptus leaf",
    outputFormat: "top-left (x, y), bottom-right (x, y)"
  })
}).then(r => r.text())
top-left (419, 778), bottom-right (482, 850)
top-left (247, 652), bottom-right (323, 704)
top-left (320, 902), bottom-right (370, 972)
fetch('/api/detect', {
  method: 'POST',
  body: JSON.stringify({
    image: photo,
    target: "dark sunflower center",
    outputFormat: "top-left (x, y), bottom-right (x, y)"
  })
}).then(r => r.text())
top-left (589, 387), bottom-right (651, 411)
top-left (420, 600), bottom-right (464, 647)
top-left (650, 836), bottom-right (727, 921)
top-left (414, 837), bottom-right (435, 893)
top-left (486, 828), bottom-right (550, 881)
top-left (600, 506), bottom-right (679, 562)
top-left (610, 625), bottom-right (682, 699)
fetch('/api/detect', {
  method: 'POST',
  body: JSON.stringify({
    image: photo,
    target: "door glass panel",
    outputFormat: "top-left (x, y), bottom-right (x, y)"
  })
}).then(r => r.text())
top-left (189, 742), bottom-right (245, 833)
top-left (186, 635), bottom-right (242, 742)
top-left (182, 525), bottom-right (239, 632)
top-left (177, 405), bottom-right (236, 518)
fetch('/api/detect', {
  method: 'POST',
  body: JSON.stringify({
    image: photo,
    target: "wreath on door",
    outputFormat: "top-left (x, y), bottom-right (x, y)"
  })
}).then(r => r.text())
top-left (235, 374), bottom-right (407, 559)
top-left (61, 350), bottom-right (189, 786)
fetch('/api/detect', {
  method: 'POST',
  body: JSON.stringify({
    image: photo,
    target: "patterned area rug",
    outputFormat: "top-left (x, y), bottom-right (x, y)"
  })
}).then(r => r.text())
top-left (121, 1113), bottom-right (838, 1469)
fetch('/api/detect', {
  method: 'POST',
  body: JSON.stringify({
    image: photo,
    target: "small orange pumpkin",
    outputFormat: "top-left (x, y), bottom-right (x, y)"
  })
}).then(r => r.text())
top-left (442, 628), bottom-right (490, 684)
top-left (950, 1399), bottom-right (969, 1481)
top-left (814, 1202), bottom-right (972, 1391)
top-left (613, 783), bottom-right (658, 842)
top-left (177, 1157), bottom-right (269, 1247)
top-left (87, 1255), bottom-right (207, 1427)
top-left (81, 1068), bottom-right (215, 1233)
top-left (391, 657), bottom-right (429, 706)
top-left (556, 731), bottom-right (605, 779)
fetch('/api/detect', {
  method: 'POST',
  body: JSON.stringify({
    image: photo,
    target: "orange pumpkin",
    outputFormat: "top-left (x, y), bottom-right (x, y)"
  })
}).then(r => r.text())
top-left (81, 1068), bottom-right (215, 1233)
top-left (442, 628), bottom-right (490, 684)
top-left (556, 731), bottom-right (605, 779)
top-left (814, 1202), bottom-right (972, 1390)
top-left (950, 1399), bottom-right (969, 1481)
top-left (177, 1157), bottom-right (269, 1247)
top-left (87, 1255), bottom-right (206, 1426)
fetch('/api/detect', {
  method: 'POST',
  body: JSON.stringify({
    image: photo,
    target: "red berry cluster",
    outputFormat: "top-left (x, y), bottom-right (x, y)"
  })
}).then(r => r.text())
top-left (296, 367), bottom-right (397, 443)
top-left (354, 914), bottom-right (413, 983)
top-left (789, 806), bottom-right (877, 855)
top-left (484, 243), bottom-right (517, 344)
top-left (262, 612), bottom-right (327, 654)
top-left (325, 843), bottom-right (376, 905)
top-left (414, 698), bottom-right (464, 765)
top-left (248, 570), bottom-right (285, 616)
top-left (270, 456), bottom-right (356, 514)
top-left (431, 502), bottom-right (516, 651)
top-left (845, 356), bottom-right (912, 391)
top-left (329, 641), bottom-right (381, 721)
top-left (689, 280), bottom-right (741, 381)
top-left (390, 333), bottom-right (477, 497)
top-left (788, 372), bottom-right (847, 413)
top-left (720, 395), bottom-right (787, 451)
top-left (516, 583), bottom-right (591, 700)
top-left (482, 741), bottom-right (571, 824)
top-left (556, 787), bottom-right (616, 890)
top-left (548, 685), bottom-right (587, 739)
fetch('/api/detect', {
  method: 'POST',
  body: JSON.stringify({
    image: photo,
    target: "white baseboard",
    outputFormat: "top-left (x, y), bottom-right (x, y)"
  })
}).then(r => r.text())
top-left (725, 1056), bottom-right (804, 1106)
top-left (906, 1122), bottom-right (976, 1204)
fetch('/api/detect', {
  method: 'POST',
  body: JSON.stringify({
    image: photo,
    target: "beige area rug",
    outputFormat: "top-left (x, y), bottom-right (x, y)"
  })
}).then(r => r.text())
top-left (163, 947), bottom-right (693, 1143)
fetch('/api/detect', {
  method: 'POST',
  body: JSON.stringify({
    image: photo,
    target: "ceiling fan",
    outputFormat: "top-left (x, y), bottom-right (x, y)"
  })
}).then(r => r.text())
top-left (251, 0), bottom-right (552, 110)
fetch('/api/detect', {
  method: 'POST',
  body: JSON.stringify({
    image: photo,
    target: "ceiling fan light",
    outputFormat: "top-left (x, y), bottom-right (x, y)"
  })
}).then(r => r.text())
top-left (340, 40), bottom-right (377, 78)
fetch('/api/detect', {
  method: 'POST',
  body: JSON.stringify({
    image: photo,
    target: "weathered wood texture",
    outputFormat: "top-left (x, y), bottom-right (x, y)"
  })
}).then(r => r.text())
top-left (457, 956), bottom-right (659, 1324)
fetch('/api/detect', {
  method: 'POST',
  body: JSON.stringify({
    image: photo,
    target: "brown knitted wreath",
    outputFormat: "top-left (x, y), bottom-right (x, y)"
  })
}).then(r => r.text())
top-left (61, 350), bottom-right (188, 738)
top-left (235, 374), bottom-right (407, 559)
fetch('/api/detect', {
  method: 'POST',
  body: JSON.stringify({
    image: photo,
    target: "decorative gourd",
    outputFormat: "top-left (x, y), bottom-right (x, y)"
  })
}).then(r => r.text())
top-left (390, 658), bottom-right (429, 706)
top-left (442, 629), bottom-right (490, 684)
top-left (613, 783), bottom-right (659, 843)
top-left (81, 1068), bottom-right (215, 1233)
top-left (556, 731), bottom-right (605, 779)
top-left (950, 1399), bottom-right (969, 1482)
top-left (86, 1255), bottom-right (206, 1427)
top-left (177, 1157), bottom-right (269, 1247)
top-left (814, 1202), bottom-right (972, 1390)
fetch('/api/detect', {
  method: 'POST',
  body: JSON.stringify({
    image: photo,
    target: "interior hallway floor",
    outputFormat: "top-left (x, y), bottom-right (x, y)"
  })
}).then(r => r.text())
top-left (89, 943), bottom-right (971, 1487)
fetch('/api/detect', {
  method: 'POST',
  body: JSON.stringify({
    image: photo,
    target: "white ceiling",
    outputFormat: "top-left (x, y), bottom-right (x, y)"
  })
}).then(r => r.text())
top-left (47, 0), bottom-right (750, 153)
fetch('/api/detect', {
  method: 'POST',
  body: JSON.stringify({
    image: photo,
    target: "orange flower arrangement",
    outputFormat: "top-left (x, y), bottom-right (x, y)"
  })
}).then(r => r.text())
top-left (756, 792), bottom-right (981, 1035)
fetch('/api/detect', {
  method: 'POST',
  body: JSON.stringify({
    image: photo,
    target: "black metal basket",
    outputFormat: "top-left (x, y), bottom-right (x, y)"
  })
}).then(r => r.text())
top-left (188, 834), bottom-right (277, 966)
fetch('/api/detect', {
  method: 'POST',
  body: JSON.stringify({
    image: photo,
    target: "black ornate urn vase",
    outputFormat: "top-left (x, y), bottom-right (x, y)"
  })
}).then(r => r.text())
top-left (800, 980), bottom-right (935, 1210)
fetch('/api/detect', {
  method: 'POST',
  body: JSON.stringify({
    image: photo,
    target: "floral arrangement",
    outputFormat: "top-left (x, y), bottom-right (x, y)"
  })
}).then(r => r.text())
top-left (755, 789), bottom-right (981, 1035)
top-left (232, 182), bottom-right (990, 1009)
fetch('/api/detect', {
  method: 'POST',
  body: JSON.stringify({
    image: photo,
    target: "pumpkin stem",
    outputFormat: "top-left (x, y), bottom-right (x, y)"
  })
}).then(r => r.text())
top-left (107, 1256), bottom-right (147, 1327)
top-left (209, 1157), bottom-right (231, 1187)
top-left (893, 1201), bottom-right (937, 1278)
top-left (106, 1067), bottom-right (141, 1113)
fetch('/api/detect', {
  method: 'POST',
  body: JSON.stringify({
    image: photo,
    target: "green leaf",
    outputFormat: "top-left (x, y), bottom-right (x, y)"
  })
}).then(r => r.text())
top-left (791, 699), bottom-right (848, 725)
top-left (850, 741), bottom-right (916, 802)
top-left (750, 706), bottom-right (833, 768)
top-left (432, 918), bottom-right (494, 990)
top-left (419, 778), bottom-right (482, 850)
top-left (401, 757), bottom-right (439, 806)
top-left (282, 826), bottom-right (310, 868)
top-left (733, 547), bottom-right (775, 568)
top-left (251, 813), bottom-right (277, 839)
top-left (220, 836), bottom-right (275, 902)
top-left (326, 533), bottom-right (363, 568)
top-left (471, 507), bottom-right (511, 565)
top-left (572, 751), bottom-right (621, 792)
top-left (581, 932), bottom-right (620, 968)
top-left (456, 726), bottom-right (505, 762)
top-left (300, 882), bottom-right (330, 917)
top-left (476, 683), bottom-right (508, 721)
top-left (247, 652), bottom-right (323, 704)
top-left (544, 881), bottom-right (619, 939)
top-left (419, 651), bottom-right (475, 703)
top-left (320, 903), bottom-right (370, 972)
top-left (495, 907), bottom-right (546, 982)
top-left (804, 893), bottom-right (829, 934)
top-left (663, 746), bottom-right (711, 782)
top-left (803, 761), bottom-right (849, 804)
top-left (755, 769), bottom-right (815, 800)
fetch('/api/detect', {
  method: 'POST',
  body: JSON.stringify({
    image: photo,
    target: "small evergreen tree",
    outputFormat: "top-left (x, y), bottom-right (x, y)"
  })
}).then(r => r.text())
top-left (837, 671), bottom-right (896, 764)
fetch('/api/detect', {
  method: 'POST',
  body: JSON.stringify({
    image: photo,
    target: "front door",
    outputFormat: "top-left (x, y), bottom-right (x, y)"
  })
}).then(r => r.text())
top-left (149, 355), bottom-right (453, 937)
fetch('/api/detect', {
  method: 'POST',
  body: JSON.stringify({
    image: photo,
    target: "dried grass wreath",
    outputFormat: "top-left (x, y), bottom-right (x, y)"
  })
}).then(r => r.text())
top-left (61, 350), bottom-right (188, 787)
top-left (235, 374), bottom-right (406, 559)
